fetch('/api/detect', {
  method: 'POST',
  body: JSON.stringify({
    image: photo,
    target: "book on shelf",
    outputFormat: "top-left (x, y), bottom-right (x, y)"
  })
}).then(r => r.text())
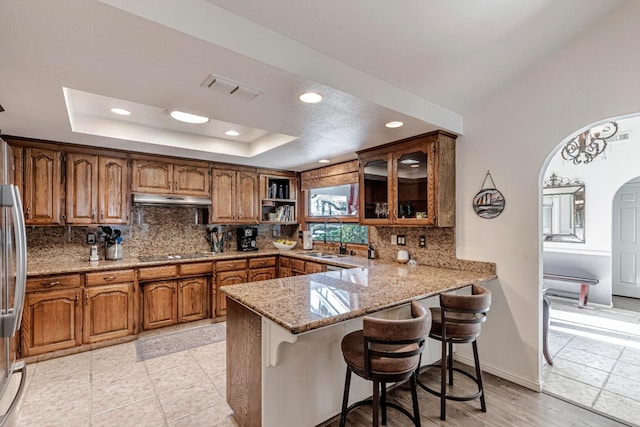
top-left (274, 205), bottom-right (295, 222)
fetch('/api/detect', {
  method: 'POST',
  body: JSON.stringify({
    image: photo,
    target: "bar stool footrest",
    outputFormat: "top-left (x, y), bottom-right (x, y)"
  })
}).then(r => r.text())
top-left (416, 365), bottom-right (483, 402)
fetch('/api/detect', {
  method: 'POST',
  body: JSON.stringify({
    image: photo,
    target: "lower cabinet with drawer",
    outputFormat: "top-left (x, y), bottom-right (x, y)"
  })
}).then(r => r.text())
top-left (84, 269), bottom-right (136, 344)
top-left (22, 274), bottom-right (83, 357)
top-left (215, 259), bottom-right (248, 317)
top-left (248, 256), bottom-right (277, 282)
top-left (139, 262), bottom-right (211, 330)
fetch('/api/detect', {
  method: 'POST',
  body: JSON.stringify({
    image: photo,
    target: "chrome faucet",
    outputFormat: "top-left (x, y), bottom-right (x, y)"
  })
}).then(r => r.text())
top-left (324, 216), bottom-right (346, 255)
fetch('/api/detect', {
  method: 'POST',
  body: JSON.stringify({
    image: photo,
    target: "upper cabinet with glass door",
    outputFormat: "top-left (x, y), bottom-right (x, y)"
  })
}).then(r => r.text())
top-left (358, 131), bottom-right (456, 227)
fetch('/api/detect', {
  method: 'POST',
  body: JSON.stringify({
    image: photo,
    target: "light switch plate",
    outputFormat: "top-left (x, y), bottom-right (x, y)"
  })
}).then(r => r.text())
top-left (87, 233), bottom-right (96, 244)
top-left (391, 235), bottom-right (397, 245)
top-left (397, 235), bottom-right (406, 245)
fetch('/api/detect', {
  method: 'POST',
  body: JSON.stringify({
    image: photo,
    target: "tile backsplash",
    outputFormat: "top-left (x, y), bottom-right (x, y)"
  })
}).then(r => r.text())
top-left (27, 206), bottom-right (297, 263)
top-left (369, 226), bottom-right (495, 273)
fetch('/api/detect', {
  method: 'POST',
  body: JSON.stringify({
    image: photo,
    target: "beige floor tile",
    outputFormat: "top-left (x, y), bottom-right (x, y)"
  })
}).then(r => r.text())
top-left (543, 372), bottom-right (600, 407)
top-left (168, 403), bottom-right (238, 427)
top-left (91, 397), bottom-right (167, 427)
top-left (555, 346), bottom-right (617, 373)
top-left (604, 372), bottom-right (640, 401)
top-left (158, 383), bottom-right (225, 422)
top-left (566, 336), bottom-right (625, 360)
top-left (18, 395), bottom-right (91, 426)
top-left (144, 349), bottom-right (197, 374)
top-left (92, 370), bottom-right (156, 415)
top-left (612, 359), bottom-right (640, 378)
top-left (23, 375), bottom-right (90, 406)
top-left (619, 346), bottom-right (640, 366)
top-left (544, 357), bottom-right (609, 388)
top-left (31, 352), bottom-right (92, 382)
top-left (594, 390), bottom-right (640, 426)
top-left (91, 341), bottom-right (139, 372)
top-left (149, 359), bottom-right (212, 395)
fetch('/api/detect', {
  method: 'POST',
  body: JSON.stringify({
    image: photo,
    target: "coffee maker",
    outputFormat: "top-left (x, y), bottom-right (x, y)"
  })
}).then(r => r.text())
top-left (237, 226), bottom-right (258, 251)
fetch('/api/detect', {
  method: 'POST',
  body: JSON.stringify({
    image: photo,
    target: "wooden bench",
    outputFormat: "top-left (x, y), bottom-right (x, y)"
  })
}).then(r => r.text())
top-left (543, 267), bottom-right (599, 308)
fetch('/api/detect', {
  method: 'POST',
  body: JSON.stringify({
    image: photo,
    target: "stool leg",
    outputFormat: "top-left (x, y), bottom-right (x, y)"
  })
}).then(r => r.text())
top-left (410, 372), bottom-right (421, 427)
top-left (340, 368), bottom-right (352, 427)
top-left (448, 341), bottom-right (454, 386)
top-left (440, 338), bottom-right (447, 420)
top-left (373, 380), bottom-right (380, 427)
top-left (472, 340), bottom-right (487, 412)
top-left (381, 382), bottom-right (387, 425)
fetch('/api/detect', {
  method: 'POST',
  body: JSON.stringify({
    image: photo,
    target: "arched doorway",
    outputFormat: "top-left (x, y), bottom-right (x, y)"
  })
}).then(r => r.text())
top-left (540, 116), bottom-right (640, 426)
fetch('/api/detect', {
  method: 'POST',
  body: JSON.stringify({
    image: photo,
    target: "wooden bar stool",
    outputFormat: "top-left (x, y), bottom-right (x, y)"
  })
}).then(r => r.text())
top-left (339, 301), bottom-right (431, 427)
top-left (417, 284), bottom-right (491, 420)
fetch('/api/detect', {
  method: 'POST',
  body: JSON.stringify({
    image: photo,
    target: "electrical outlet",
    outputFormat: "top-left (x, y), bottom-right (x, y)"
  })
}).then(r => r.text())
top-left (397, 235), bottom-right (406, 245)
top-left (87, 233), bottom-right (96, 244)
top-left (391, 234), bottom-right (398, 245)
top-left (419, 235), bottom-right (426, 248)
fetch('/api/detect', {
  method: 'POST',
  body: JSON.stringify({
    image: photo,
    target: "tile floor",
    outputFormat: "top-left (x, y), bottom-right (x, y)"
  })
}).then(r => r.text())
top-left (544, 296), bottom-right (640, 426)
top-left (15, 322), bottom-right (238, 427)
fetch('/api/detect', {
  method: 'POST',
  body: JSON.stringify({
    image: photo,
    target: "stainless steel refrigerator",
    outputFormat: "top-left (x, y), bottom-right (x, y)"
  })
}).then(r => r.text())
top-left (0, 138), bottom-right (27, 426)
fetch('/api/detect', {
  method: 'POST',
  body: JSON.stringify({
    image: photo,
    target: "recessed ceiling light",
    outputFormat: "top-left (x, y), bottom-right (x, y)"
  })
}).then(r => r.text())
top-left (299, 92), bottom-right (323, 104)
top-left (110, 107), bottom-right (131, 116)
top-left (318, 159), bottom-right (331, 164)
top-left (225, 130), bottom-right (240, 136)
top-left (168, 110), bottom-right (210, 124)
top-left (385, 121), bottom-right (404, 128)
top-left (400, 159), bottom-right (420, 165)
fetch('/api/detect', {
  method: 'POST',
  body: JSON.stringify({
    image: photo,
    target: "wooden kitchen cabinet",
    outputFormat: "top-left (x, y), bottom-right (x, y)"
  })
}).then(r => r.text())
top-left (66, 154), bottom-right (129, 224)
top-left (211, 169), bottom-right (259, 223)
top-left (215, 260), bottom-right (248, 317)
top-left (132, 160), bottom-right (209, 196)
top-left (358, 130), bottom-right (456, 227)
top-left (305, 261), bottom-right (326, 274)
top-left (142, 280), bottom-right (178, 330)
top-left (21, 288), bottom-right (82, 356)
top-left (248, 256), bottom-right (277, 282)
top-left (11, 145), bottom-right (23, 197)
top-left (278, 256), bottom-right (291, 278)
top-left (140, 262), bottom-right (211, 330)
top-left (178, 276), bottom-right (208, 323)
top-left (83, 283), bottom-right (135, 343)
top-left (23, 147), bottom-right (62, 225)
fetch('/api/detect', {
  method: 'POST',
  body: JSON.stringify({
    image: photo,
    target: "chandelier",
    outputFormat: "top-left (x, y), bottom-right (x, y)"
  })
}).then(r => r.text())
top-left (561, 121), bottom-right (618, 165)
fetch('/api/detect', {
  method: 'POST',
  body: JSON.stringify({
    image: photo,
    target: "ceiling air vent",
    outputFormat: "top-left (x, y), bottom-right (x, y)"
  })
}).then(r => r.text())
top-left (611, 131), bottom-right (631, 142)
top-left (201, 74), bottom-right (262, 101)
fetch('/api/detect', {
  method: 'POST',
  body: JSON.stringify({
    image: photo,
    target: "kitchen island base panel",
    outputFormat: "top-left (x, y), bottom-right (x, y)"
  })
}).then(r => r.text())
top-left (227, 296), bottom-right (444, 427)
top-left (227, 298), bottom-right (262, 427)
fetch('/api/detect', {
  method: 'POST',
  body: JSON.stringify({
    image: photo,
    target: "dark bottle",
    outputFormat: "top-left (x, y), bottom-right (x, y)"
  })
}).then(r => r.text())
top-left (367, 244), bottom-right (375, 259)
top-left (278, 185), bottom-right (284, 199)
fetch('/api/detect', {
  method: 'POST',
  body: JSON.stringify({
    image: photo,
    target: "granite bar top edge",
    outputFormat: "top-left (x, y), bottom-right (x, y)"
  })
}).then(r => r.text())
top-left (223, 265), bottom-right (497, 335)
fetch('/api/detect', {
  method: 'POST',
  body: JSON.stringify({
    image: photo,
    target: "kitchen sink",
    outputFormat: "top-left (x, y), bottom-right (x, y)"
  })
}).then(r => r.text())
top-left (304, 252), bottom-right (346, 259)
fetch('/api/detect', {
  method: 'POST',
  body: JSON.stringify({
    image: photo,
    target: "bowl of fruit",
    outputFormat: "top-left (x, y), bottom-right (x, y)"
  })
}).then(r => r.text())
top-left (273, 239), bottom-right (297, 250)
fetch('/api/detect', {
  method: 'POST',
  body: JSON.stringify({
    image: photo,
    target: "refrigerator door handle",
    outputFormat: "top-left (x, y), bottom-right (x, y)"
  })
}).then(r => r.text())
top-left (0, 185), bottom-right (27, 337)
top-left (0, 362), bottom-right (27, 426)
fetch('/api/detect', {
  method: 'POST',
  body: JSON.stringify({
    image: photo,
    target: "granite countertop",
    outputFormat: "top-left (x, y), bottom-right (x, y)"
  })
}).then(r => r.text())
top-left (26, 249), bottom-right (369, 276)
top-left (222, 263), bottom-right (497, 334)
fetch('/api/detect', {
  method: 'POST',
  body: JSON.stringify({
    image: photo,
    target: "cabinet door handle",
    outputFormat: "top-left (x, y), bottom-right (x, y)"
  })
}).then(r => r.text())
top-left (91, 209), bottom-right (95, 219)
top-left (75, 295), bottom-right (79, 306)
top-left (85, 293), bottom-right (89, 305)
top-left (25, 207), bottom-right (30, 219)
top-left (42, 281), bottom-right (60, 288)
top-left (100, 209), bottom-right (104, 220)
top-left (103, 275), bottom-right (117, 281)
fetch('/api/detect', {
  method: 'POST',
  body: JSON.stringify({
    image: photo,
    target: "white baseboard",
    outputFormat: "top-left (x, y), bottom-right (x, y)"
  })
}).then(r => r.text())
top-left (454, 353), bottom-right (543, 392)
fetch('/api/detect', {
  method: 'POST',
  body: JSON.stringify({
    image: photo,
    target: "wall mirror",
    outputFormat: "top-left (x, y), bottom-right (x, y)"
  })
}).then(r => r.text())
top-left (542, 174), bottom-right (585, 243)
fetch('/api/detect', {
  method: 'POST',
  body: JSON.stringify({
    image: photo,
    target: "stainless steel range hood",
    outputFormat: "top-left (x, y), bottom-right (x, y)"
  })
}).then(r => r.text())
top-left (132, 193), bottom-right (212, 207)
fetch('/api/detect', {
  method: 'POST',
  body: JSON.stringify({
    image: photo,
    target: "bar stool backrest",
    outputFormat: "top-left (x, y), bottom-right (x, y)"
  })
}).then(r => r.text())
top-left (439, 285), bottom-right (491, 342)
top-left (363, 301), bottom-right (431, 377)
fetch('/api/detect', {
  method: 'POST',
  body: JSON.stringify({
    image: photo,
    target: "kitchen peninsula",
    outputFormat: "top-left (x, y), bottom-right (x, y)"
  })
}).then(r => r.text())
top-left (222, 261), bottom-right (496, 427)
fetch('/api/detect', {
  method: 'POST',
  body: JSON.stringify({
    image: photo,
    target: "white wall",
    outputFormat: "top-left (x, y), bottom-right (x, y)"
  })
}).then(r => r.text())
top-left (543, 116), bottom-right (640, 305)
top-left (455, 1), bottom-right (640, 390)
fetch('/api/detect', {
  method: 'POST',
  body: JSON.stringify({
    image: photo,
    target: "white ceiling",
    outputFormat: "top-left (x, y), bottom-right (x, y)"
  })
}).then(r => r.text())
top-left (0, 0), bottom-right (626, 171)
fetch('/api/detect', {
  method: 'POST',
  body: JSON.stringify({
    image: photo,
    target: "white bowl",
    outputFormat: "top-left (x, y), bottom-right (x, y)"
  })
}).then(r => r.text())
top-left (273, 241), bottom-right (297, 250)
